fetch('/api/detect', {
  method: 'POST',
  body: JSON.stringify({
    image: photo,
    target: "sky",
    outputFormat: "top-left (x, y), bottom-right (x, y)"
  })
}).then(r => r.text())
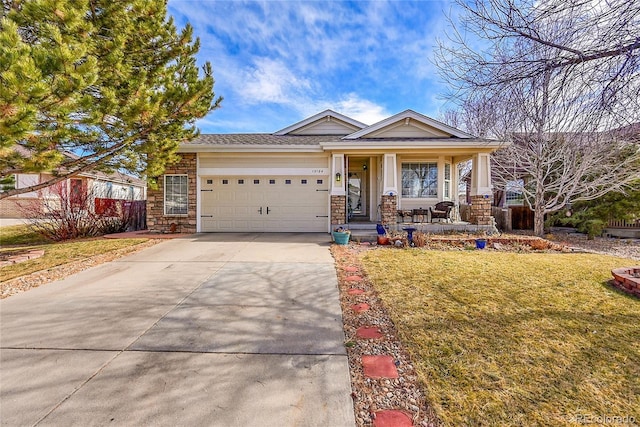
top-left (167, 0), bottom-right (458, 134)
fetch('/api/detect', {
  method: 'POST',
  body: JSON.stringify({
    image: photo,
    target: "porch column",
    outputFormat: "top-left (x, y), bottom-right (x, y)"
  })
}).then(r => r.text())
top-left (469, 153), bottom-right (493, 225)
top-left (382, 153), bottom-right (398, 196)
top-left (451, 160), bottom-right (461, 222)
top-left (330, 154), bottom-right (346, 225)
top-left (381, 153), bottom-right (398, 227)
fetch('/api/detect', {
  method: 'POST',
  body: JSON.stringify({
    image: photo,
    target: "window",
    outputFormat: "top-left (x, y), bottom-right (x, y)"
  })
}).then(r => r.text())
top-left (206, 179), bottom-right (213, 184)
top-left (443, 163), bottom-right (451, 200)
top-left (285, 179), bottom-right (291, 184)
top-left (238, 179), bottom-right (244, 184)
top-left (164, 175), bottom-right (188, 215)
top-left (222, 179), bottom-right (228, 184)
top-left (505, 179), bottom-right (525, 205)
top-left (402, 163), bottom-right (437, 198)
top-left (269, 179), bottom-right (276, 184)
top-left (301, 179), bottom-right (307, 184)
top-left (316, 179), bottom-right (323, 184)
top-left (253, 179), bottom-right (260, 184)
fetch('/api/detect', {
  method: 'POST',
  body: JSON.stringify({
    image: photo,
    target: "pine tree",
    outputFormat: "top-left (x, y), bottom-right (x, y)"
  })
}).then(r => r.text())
top-left (0, 0), bottom-right (221, 198)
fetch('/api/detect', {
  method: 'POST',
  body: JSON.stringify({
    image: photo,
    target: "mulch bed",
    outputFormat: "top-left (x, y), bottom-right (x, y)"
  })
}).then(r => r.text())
top-left (332, 244), bottom-right (440, 427)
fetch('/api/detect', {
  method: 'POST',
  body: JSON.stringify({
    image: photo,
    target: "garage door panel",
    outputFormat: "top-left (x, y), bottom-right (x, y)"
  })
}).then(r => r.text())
top-left (201, 176), bottom-right (328, 232)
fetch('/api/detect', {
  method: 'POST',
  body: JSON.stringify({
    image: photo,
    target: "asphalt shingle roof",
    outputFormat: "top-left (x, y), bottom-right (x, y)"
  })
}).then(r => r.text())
top-left (185, 134), bottom-right (345, 146)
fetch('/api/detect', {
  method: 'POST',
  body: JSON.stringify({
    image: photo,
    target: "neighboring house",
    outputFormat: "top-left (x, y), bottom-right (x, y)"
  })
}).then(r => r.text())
top-left (0, 169), bottom-right (146, 219)
top-left (147, 109), bottom-right (506, 233)
top-left (488, 125), bottom-right (640, 233)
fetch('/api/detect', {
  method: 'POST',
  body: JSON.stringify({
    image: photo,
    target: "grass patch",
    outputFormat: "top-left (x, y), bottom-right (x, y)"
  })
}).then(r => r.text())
top-left (1, 225), bottom-right (148, 282)
top-left (362, 250), bottom-right (640, 426)
top-left (0, 224), bottom-right (52, 246)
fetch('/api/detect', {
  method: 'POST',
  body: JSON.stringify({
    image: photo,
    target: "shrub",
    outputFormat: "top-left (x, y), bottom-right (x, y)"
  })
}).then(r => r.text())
top-left (19, 181), bottom-right (139, 241)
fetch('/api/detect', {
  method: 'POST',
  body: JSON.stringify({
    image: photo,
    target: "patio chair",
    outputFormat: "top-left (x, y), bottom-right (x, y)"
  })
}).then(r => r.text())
top-left (429, 201), bottom-right (455, 223)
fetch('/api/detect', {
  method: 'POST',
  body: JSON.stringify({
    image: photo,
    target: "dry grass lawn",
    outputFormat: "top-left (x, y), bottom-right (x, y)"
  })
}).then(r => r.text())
top-left (361, 249), bottom-right (639, 426)
top-left (1, 225), bottom-right (149, 282)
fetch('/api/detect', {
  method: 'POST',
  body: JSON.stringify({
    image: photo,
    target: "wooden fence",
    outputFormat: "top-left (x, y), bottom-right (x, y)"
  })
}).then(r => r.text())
top-left (95, 198), bottom-right (147, 231)
top-left (456, 205), bottom-right (638, 233)
top-left (607, 218), bottom-right (640, 229)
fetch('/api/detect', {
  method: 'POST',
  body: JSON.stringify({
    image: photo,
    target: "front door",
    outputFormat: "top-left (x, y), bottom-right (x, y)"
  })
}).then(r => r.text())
top-left (347, 158), bottom-right (369, 221)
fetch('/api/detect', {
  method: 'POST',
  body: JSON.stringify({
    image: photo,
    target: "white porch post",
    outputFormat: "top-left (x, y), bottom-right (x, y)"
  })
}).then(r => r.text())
top-left (330, 154), bottom-right (347, 227)
top-left (331, 154), bottom-right (346, 196)
top-left (382, 153), bottom-right (398, 195)
top-left (380, 153), bottom-right (398, 227)
top-left (470, 153), bottom-right (492, 196)
top-left (451, 160), bottom-right (461, 222)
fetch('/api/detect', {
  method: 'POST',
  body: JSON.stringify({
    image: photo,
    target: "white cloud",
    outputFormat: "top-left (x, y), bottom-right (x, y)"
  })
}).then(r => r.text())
top-left (167, 0), bottom-right (451, 133)
top-left (292, 94), bottom-right (390, 125)
top-left (236, 58), bottom-right (313, 105)
top-left (333, 94), bottom-right (390, 125)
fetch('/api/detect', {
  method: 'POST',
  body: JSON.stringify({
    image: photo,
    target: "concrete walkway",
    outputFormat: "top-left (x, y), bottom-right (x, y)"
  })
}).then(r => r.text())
top-left (0, 233), bottom-right (355, 427)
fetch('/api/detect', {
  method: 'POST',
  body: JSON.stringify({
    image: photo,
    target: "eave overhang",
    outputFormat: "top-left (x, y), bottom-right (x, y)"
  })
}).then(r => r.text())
top-left (320, 139), bottom-right (509, 151)
top-left (178, 144), bottom-right (325, 153)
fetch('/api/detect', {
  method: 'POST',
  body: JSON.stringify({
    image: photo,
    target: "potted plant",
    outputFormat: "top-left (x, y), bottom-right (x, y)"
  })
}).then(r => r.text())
top-left (475, 238), bottom-right (487, 249)
top-left (376, 223), bottom-right (390, 245)
top-left (332, 227), bottom-right (351, 245)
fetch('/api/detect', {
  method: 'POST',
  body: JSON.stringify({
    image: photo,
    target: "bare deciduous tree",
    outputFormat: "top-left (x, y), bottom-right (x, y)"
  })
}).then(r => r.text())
top-left (435, 0), bottom-right (640, 235)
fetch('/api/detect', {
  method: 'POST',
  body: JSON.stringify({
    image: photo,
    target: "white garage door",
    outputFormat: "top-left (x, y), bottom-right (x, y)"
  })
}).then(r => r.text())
top-left (200, 176), bottom-right (329, 232)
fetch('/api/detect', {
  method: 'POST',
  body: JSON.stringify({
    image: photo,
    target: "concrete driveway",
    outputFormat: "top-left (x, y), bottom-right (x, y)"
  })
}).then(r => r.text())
top-left (0, 233), bottom-right (355, 427)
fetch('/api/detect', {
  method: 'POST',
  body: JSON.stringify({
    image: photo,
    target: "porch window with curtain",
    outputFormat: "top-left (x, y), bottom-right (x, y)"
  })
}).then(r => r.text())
top-left (401, 162), bottom-right (437, 198)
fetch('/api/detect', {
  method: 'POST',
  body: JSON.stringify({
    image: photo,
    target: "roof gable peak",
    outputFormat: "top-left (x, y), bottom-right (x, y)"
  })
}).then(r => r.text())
top-left (274, 110), bottom-right (367, 136)
top-left (343, 109), bottom-right (475, 139)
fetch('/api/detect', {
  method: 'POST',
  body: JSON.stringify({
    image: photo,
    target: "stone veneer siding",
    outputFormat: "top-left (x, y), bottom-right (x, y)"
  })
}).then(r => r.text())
top-left (469, 195), bottom-right (493, 226)
top-left (147, 153), bottom-right (197, 233)
top-left (331, 195), bottom-right (346, 225)
top-left (380, 194), bottom-right (397, 226)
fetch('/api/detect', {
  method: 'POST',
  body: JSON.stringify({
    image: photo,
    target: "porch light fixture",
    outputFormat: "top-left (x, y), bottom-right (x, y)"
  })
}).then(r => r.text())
top-left (335, 172), bottom-right (342, 182)
top-left (363, 164), bottom-right (368, 171)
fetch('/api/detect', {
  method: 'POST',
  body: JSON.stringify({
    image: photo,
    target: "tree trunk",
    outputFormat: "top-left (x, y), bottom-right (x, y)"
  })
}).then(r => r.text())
top-left (533, 205), bottom-right (545, 237)
top-left (533, 184), bottom-right (546, 236)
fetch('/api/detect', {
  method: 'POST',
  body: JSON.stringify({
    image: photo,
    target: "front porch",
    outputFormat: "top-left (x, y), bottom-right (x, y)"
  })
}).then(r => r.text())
top-left (338, 220), bottom-right (495, 242)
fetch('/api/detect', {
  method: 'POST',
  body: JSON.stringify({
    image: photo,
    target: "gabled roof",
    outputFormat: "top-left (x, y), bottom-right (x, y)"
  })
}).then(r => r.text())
top-left (179, 134), bottom-right (342, 152)
top-left (342, 109), bottom-right (475, 139)
top-left (181, 108), bottom-right (502, 153)
top-left (8, 146), bottom-right (146, 187)
top-left (274, 109), bottom-right (367, 136)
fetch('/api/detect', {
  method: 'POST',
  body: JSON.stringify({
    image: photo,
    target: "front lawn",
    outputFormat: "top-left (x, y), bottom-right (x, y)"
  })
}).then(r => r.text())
top-left (1, 225), bottom-right (149, 282)
top-left (362, 250), bottom-right (639, 426)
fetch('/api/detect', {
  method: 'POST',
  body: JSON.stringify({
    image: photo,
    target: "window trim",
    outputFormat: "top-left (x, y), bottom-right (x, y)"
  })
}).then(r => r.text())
top-left (401, 161), bottom-right (438, 199)
top-left (505, 179), bottom-right (526, 206)
top-left (443, 163), bottom-right (452, 201)
top-left (164, 174), bottom-right (188, 216)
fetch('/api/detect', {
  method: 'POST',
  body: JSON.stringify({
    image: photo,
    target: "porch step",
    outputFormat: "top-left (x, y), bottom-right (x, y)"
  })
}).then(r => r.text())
top-left (336, 222), bottom-right (495, 242)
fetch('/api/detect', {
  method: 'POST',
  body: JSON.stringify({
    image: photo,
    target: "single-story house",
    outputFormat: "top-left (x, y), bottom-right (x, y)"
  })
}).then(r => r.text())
top-left (0, 168), bottom-right (146, 219)
top-left (147, 109), bottom-right (507, 233)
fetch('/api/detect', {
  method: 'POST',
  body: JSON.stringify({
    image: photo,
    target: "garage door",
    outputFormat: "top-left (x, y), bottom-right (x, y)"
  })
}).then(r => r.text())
top-left (200, 176), bottom-right (329, 232)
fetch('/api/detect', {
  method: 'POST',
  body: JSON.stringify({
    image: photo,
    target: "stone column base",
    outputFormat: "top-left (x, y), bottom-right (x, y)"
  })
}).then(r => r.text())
top-left (469, 195), bottom-right (493, 225)
top-left (331, 195), bottom-right (347, 225)
top-left (380, 194), bottom-right (397, 226)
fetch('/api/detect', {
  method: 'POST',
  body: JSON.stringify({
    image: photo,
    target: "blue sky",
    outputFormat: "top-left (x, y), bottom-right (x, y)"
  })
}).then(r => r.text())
top-left (167, 0), bottom-right (456, 134)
